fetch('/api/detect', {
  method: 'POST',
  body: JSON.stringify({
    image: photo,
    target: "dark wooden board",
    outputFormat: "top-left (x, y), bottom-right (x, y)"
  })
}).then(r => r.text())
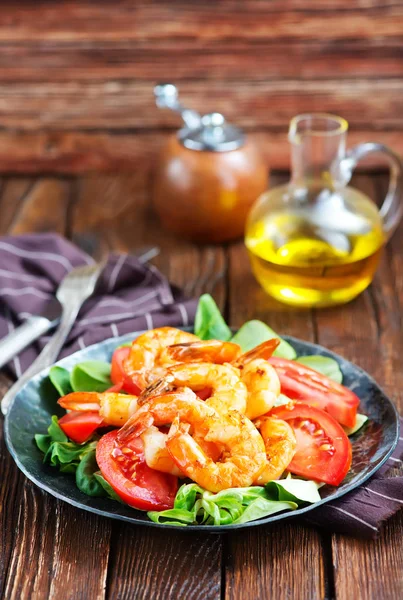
top-left (0, 179), bottom-right (113, 600)
top-left (0, 41), bottom-right (402, 82)
top-left (70, 174), bottom-right (226, 598)
top-left (1, 80), bottom-right (402, 131)
top-left (0, 130), bottom-right (402, 175)
top-left (0, 170), bottom-right (402, 599)
top-left (0, 2), bottom-right (402, 43)
top-left (0, 1), bottom-right (402, 171)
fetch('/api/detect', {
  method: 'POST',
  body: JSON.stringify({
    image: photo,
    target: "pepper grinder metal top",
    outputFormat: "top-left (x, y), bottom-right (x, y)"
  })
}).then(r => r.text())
top-left (154, 83), bottom-right (245, 152)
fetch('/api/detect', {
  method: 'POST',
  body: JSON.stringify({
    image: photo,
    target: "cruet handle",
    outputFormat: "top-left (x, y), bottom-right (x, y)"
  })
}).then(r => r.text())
top-left (338, 143), bottom-right (403, 239)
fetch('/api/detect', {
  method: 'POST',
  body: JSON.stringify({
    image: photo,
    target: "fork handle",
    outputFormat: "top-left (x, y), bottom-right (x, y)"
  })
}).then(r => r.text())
top-left (0, 316), bottom-right (54, 370)
top-left (1, 304), bottom-right (81, 415)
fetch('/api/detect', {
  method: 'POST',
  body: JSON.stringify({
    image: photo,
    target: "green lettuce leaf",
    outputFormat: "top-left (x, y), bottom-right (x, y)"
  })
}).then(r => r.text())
top-left (265, 478), bottom-right (321, 504)
top-left (232, 498), bottom-right (297, 524)
top-left (147, 509), bottom-right (194, 526)
top-left (75, 450), bottom-right (106, 497)
top-left (148, 481), bottom-right (316, 527)
top-left (343, 413), bottom-right (369, 436)
top-left (35, 416), bottom-right (98, 477)
top-left (93, 473), bottom-right (125, 503)
top-left (174, 482), bottom-right (205, 510)
top-left (295, 355), bottom-right (343, 383)
top-left (43, 439), bottom-right (97, 471)
top-left (194, 294), bottom-right (232, 341)
top-left (70, 360), bottom-right (112, 392)
top-left (34, 415), bottom-right (68, 453)
top-left (49, 366), bottom-right (73, 397)
top-left (231, 320), bottom-right (297, 359)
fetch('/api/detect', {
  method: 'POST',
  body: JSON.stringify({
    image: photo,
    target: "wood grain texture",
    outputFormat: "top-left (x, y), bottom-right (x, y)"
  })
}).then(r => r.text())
top-left (225, 173), bottom-right (327, 600)
top-left (7, 178), bottom-right (72, 235)
top-left (106, 527), bottom-right (222, 600)
top-left (0, 40), bottom-right (402, 82)
top-left (0, 130), bottom-right (402, 175)
top-left (0, 170), bottom-right (402, 599)
top-left (1, 79), bottom-right (402, 131)
top-left (0, 1), bottom-right (402, 171)
top-left (312, 173), bottom-right (403, 600)
top-left (0, 1), bottom-right (402, 42)
top-left (72, 174), bottom-right (227, 308)
top-left (225, 524), bottom-right (326, 600)
top-left (0, 373), bottom-right (23, 598)
top-left (0, 177), bottom-right (113, 600)
top-left (70, 173), bottom-right (225, 599)
top-left (0, 177), bottom-right (36, 234)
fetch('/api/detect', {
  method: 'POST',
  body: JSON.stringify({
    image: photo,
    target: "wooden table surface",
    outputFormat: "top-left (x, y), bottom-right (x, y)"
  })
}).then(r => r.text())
top-left (0, 170), bottom-right (402, 600)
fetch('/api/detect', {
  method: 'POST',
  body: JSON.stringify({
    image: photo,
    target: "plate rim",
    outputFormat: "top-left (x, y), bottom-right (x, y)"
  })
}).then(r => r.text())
top-left (4, 331), bottom-right (400, 533)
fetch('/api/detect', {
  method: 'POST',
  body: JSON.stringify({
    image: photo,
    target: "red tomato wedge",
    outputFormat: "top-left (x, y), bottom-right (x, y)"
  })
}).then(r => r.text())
top-left (96, 430), bottom-right (178, 511)
top-left (59, 411), bottom-right (104, 444)
top-left (110, 346), bottom-right (142, 395)
top-left (105, 381), bottom-right (124, 393)
top-left (270, 403), bottom-right (352, 486)
top-left (269, 357), bottom-right (359, 428)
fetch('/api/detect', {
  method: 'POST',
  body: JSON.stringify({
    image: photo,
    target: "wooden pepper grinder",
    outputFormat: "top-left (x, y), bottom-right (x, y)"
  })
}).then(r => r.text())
top-left (153, 84), bottom-right (268, 243)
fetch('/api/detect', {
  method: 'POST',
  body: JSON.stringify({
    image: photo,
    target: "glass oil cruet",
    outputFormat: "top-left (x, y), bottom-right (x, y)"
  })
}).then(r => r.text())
top-left (245, 114), bottom-right (403, 307)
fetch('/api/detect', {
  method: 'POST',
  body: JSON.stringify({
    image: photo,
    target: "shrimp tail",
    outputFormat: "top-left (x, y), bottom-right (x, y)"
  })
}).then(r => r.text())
top-left (167, 340), bottom-right (241, 364)
top-left (117, 408), bottom-right (154, 443)
top-left (58, 392), bottom-right (101, 412)
top-left (233, 339), bottom-right (280, 366)
top-left (137, 375), bottom-right (175, 405)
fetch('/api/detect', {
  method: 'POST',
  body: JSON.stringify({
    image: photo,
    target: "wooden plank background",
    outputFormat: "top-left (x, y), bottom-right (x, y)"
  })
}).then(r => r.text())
top-left (0, 171), bottom-right (402, 600)
top-left (0, 0), bottom-right (402, 174)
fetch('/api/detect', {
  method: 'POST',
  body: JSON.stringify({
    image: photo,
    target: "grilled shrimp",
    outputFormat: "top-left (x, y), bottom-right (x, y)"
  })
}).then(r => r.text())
top-left (253, 417), bottom-right (296, 484)
top-left (117, 388), bottom-right (216, 442)
top-left (138, 363), bottom-right (248, 415)
top-left (58, 392), bottom-right (139, 427)
top-left (164, 339), bottom-right (281, 419)
top-left (123, 327), bottom-right (199, 388)
top-left (140, 425), bottom-right (184, 477)
top-left (233, 340), bottom-right (281, 420)
top-left (167, 340), bottom-right (241, 364)
top-left (116, 389), bottom-right (220, 476)
top-left (166, 410), bottom-right (267, 492)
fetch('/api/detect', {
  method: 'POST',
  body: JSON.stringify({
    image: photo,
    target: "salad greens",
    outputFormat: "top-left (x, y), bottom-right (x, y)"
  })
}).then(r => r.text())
top-left (194, 294), bottom-right (232, 342)
top-left (35, 416), bottom-right (106, 495)
top-left (48, 360), bottom-right (112, 397)
top-left (35, 292), bottom-right (367, 526)
top-left (343, 413), bottom-right (369, 436)
top-left (231, 320), bottom-right (297, 359)
top-left (70, 361), bottom-right (112, 393)
top-left (75, 450), bottom-right (106, 496)
top-left (148, 478), bottom-right (321, 527)
top-left (295, 355), bottom-right (343, 384)
top-left (49, 366), bottom-right (73, 397)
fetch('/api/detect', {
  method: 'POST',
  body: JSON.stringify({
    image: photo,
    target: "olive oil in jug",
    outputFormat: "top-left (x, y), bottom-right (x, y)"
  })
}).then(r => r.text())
top-left (245, 115), bottom-right (402, 307)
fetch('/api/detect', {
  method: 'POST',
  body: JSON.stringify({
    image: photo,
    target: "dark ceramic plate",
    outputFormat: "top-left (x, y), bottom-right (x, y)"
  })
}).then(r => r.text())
top-left (4, 331), bottom-right (400, 532)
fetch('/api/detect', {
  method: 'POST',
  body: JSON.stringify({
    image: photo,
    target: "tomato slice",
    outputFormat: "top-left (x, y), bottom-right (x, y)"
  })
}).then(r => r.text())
top-left (269, 357), bottom-right (359, 428)
top-left (105, 381), bottom-right (124, 393)
top-left (59, 411), bottom-right (104, 444)
top-left (96, 430), bottom-right (178, 511)
top-left (270, 403), bottom-right (352, 485)
top-left (110, 346), bottom-right (142, 395)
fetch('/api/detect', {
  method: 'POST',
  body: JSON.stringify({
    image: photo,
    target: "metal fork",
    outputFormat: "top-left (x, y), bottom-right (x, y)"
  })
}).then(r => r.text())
top-left (1, 259), bottom-right (107, 415)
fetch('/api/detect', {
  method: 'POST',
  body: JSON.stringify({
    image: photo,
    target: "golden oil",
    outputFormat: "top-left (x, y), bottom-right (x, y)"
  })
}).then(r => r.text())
top-left (245, 185), bottom-right (385, 308)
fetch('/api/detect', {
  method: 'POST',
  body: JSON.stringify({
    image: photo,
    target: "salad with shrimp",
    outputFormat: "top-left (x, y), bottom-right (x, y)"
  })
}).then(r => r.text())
top-left (35, 295), bottom-right (368, 527)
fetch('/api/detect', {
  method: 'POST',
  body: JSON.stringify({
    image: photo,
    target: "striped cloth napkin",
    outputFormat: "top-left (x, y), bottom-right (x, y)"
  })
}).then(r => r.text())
top-left (304, 429), bottom-right (403, 538)
top-left (0, 233), bottom-right (401, 537)
top-left (0, 233), bottom-right (197, 378)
